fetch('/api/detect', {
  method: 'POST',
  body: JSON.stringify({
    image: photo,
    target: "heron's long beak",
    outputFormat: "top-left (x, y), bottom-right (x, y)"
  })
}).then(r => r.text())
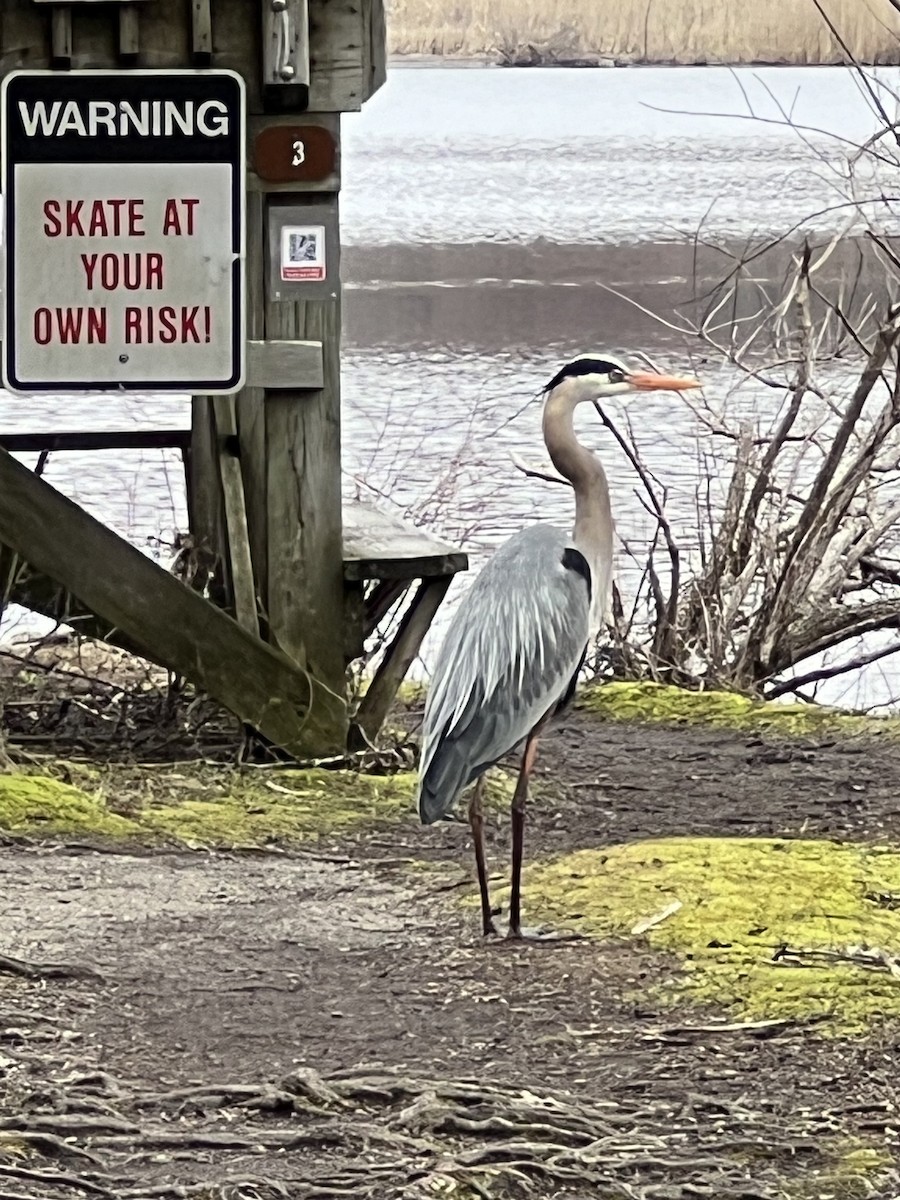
top-left (626, 371), bottom-right (701, 391)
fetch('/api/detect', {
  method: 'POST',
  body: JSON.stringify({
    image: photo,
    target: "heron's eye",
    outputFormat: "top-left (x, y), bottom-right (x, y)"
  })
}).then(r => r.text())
top-left (608, 368), bottom-right (625, 383)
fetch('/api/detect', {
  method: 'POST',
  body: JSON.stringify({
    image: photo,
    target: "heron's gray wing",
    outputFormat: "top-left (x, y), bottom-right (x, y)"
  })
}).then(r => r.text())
top-left (417, 524), bottom-right (591, 824)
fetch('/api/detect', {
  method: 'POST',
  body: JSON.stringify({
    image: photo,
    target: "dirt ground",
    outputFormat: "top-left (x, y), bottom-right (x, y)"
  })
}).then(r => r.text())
top-left (3, 709), bottom-right (900, 1199)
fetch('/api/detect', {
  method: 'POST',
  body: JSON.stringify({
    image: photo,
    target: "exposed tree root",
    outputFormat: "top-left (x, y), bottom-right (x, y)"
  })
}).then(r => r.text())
top-left (0, 952), bottom-right (104, 983)
top-left (2, 1059), bottom-right (897, 1199)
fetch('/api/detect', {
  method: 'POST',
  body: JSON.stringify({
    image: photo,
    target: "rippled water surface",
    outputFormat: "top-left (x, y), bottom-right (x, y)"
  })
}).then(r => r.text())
top-left (341, 66), bottom-right (900, 245)
top-left (5, 66), bottom-right (900, 706)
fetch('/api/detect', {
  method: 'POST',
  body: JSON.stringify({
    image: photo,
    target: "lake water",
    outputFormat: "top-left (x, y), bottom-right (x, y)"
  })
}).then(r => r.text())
top-left (4, 65), bottom-right (900, 708)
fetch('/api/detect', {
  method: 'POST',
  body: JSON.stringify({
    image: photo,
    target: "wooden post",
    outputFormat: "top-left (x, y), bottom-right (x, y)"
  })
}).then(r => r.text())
top-left (0, 0), bottom-right (388, 758)
top-left (264, 195), bottom-right (345, 701)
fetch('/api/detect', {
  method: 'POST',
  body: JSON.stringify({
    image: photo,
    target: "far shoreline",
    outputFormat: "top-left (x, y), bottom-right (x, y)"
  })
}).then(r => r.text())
top-left (387, 53), bottom-right (899, 69)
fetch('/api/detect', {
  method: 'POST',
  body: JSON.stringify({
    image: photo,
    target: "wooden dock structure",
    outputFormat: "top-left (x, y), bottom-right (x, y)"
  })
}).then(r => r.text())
top-left (0, 0), bottom-right (468, 757)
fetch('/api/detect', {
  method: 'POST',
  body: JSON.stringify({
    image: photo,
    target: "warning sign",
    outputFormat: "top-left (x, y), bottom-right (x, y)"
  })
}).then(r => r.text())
top-left (1, 70), bottom-right (246, 394)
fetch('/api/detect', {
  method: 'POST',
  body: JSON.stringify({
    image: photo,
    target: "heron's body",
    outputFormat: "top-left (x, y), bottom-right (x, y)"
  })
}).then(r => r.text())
top-left (418, 523), bottom-right (591, 825)
top-left (415, 352), bottom-right (700, 940)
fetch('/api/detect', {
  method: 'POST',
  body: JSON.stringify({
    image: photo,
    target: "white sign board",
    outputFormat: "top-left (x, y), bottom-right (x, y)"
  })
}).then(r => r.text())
top-left (1, 70), bottom-right (245, 394)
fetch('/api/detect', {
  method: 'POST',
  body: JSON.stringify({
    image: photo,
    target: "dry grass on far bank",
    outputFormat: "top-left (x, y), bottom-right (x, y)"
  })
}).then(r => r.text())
top-left (387, 0), bottom-right (899, 63)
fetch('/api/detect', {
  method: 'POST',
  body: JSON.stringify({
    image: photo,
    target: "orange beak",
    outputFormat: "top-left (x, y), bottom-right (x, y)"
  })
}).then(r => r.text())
top-left (626, 371), bottom-right (701, 391)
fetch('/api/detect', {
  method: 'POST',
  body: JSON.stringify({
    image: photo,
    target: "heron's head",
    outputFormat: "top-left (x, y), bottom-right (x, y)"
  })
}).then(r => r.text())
top-left (543, 353), bottom-right (700, 403)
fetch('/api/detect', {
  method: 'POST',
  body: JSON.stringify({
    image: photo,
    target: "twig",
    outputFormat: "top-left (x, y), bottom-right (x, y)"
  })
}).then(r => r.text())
top-left (508, 452), bottom-right (571, 488)
top-left (765, 638), bottom-right (900, 699)
top-left (0, 952), bottom-right (104, 983)
top-left (0, 1164), bottom-right (113, 1196)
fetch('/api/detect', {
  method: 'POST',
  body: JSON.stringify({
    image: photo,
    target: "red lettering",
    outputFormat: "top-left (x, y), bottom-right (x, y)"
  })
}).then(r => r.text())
top-left (42, 201), bottom-right (61, 238)
top-left (159, 307), bottom-right (177, 344)
top-left (181, 306), bottom-right (199, 341)
top-left (42, 199), bottom-right (147, 238)
top-left (88, 308), bottom-right (108, 344)
top-left (162, 198), bottom-right (200, 236)
top-left (66, 201), bottom-right (85, 236)
top-left (33, 308), bottom-right (51, 344)
top-left (80, 253), bottom-right (164, 291)
top-left (121, 305), bottom-right (212, 343)
top-left (147, 253), bottom-right (163, 288)
top-left (81, 254), bottom-right (98, 288)
top-left (128, 199), bottom-right (145, 237)
top-left (88, 203), bottom-right (108, 237)
top-left (182, 199), bottom-right (199, 235)
top-left (125, 307), bottom-right (143, 343)
top-left (57, 307), bottom-right (84, 342)
top-left (162, 200), bottom-right (181, 236)
top-left (33, 306), bottom-right (107, 344)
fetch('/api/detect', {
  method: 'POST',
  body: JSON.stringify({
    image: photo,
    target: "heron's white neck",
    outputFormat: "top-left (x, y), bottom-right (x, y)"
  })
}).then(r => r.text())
top-left (542, 387), bottom-right (613, 632)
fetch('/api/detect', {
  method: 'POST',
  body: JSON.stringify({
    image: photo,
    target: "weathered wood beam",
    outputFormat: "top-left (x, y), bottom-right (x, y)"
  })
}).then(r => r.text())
top-left (118, 3), bottom-right (140, 64)
top-left (352, 576), bottom-right (452, 743)
top-left (5, 566), bottom-right (148, 656)
top-left (212, 395), bottom-right (260, 636)
top-left (2, 0), bottom-right (379, 112)
top-left (50, 5), bottom-right (73, 68)
top-left (0, 449), bottom-right (346, 756)
top-left (263, 0), bottom-right (310, 111)
top-left (247, 339), bottom-right (323, 388)
top-left (0, 431), bottom-right (191, 454)
top-left (190, 0), bottom-right (212, 66)
top-left (342, 503), bottom-right (469, 581)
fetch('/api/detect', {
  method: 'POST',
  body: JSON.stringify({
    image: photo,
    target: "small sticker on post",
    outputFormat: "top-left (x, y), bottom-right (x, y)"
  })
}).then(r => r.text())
top-left (281, 224), bottom-right (326, 282)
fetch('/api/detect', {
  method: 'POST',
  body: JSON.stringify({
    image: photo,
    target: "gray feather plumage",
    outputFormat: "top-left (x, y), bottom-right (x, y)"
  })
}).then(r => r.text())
top-left (417, 524), bottom-right (591, 824)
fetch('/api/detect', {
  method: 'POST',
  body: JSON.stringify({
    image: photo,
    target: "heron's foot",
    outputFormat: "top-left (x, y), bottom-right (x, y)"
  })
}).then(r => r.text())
top-left (505, 923), bottom-right (585, 943)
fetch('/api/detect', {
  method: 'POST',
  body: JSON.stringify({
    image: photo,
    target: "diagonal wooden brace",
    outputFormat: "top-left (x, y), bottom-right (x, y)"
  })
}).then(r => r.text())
top-left (0, 448), bottom-right (346, 756)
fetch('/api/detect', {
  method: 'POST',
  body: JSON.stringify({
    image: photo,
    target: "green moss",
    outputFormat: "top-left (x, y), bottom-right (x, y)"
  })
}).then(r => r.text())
top-left (788, 1139), bottom-right (894, 1199)
top-left (140, 769), bottom-right (419, 844)
top-left (578, 681), bottom-right (900, 737)
top-left (0, 768), bottom-right (422, 847)
top-left (509, 836), bottom-right (900, 1033)
top-left (0, 774), bottom-right (140, 837)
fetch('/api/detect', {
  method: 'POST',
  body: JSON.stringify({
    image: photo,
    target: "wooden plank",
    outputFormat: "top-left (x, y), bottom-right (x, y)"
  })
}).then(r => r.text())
top-left (189, 395), bottom-right (229, 609)
top-left (6, 566), bottom-right (147, 655)
top-left (363, 0), bottom-right (387, 101)
top-left (306, 0), bottom-right (365, 112)
top-left (234, 192), bottom-right (269, 616)
top-left (50, 6), bottom-right (72, 68)
top-left (190, 0), bottom-right (212, 66)
top-left (0, 339), bottom-right (323, 388)
top-left (118, 3), bottom-right (140, 63)
top-left (352, 577), bottom-right (453, 743)
top-left (0, 431), bottom-right (190, 453)
top-left (247, 339), bottom-right (323, 389)
top-left (262, 0), bottom-right (310, 110)
top-left (4, 0), bottom-right (371, 112)
top-left (0, 448), bottom-right (346, 756)
top-left (342, 502), bottom-right (468, 581)
top-left (212, 396), bottom-right (260, 636)
top-left (361, 578), bottom-right (408, 639)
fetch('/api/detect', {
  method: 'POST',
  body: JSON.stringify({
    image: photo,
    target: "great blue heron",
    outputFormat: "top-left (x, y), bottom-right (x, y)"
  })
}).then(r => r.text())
top-left (416, 353), bottom-right (701, 940)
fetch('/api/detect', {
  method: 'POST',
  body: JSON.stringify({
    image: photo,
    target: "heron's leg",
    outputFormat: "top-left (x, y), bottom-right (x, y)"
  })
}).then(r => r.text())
top-left (508, 729), bottom-right (541, 939)
top-left (468, 775), bottom-right (498, 937)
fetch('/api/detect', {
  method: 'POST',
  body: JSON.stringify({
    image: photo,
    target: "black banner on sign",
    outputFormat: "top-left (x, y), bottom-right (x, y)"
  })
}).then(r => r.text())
top-left (2, 70), bottom-right (246, 395)
top-left (5, 73), bottom-right (243, 165)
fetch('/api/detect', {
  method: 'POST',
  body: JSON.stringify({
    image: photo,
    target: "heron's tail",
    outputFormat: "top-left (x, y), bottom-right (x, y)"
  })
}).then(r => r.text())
top-left (417, 739), bottom-right (470, 825)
